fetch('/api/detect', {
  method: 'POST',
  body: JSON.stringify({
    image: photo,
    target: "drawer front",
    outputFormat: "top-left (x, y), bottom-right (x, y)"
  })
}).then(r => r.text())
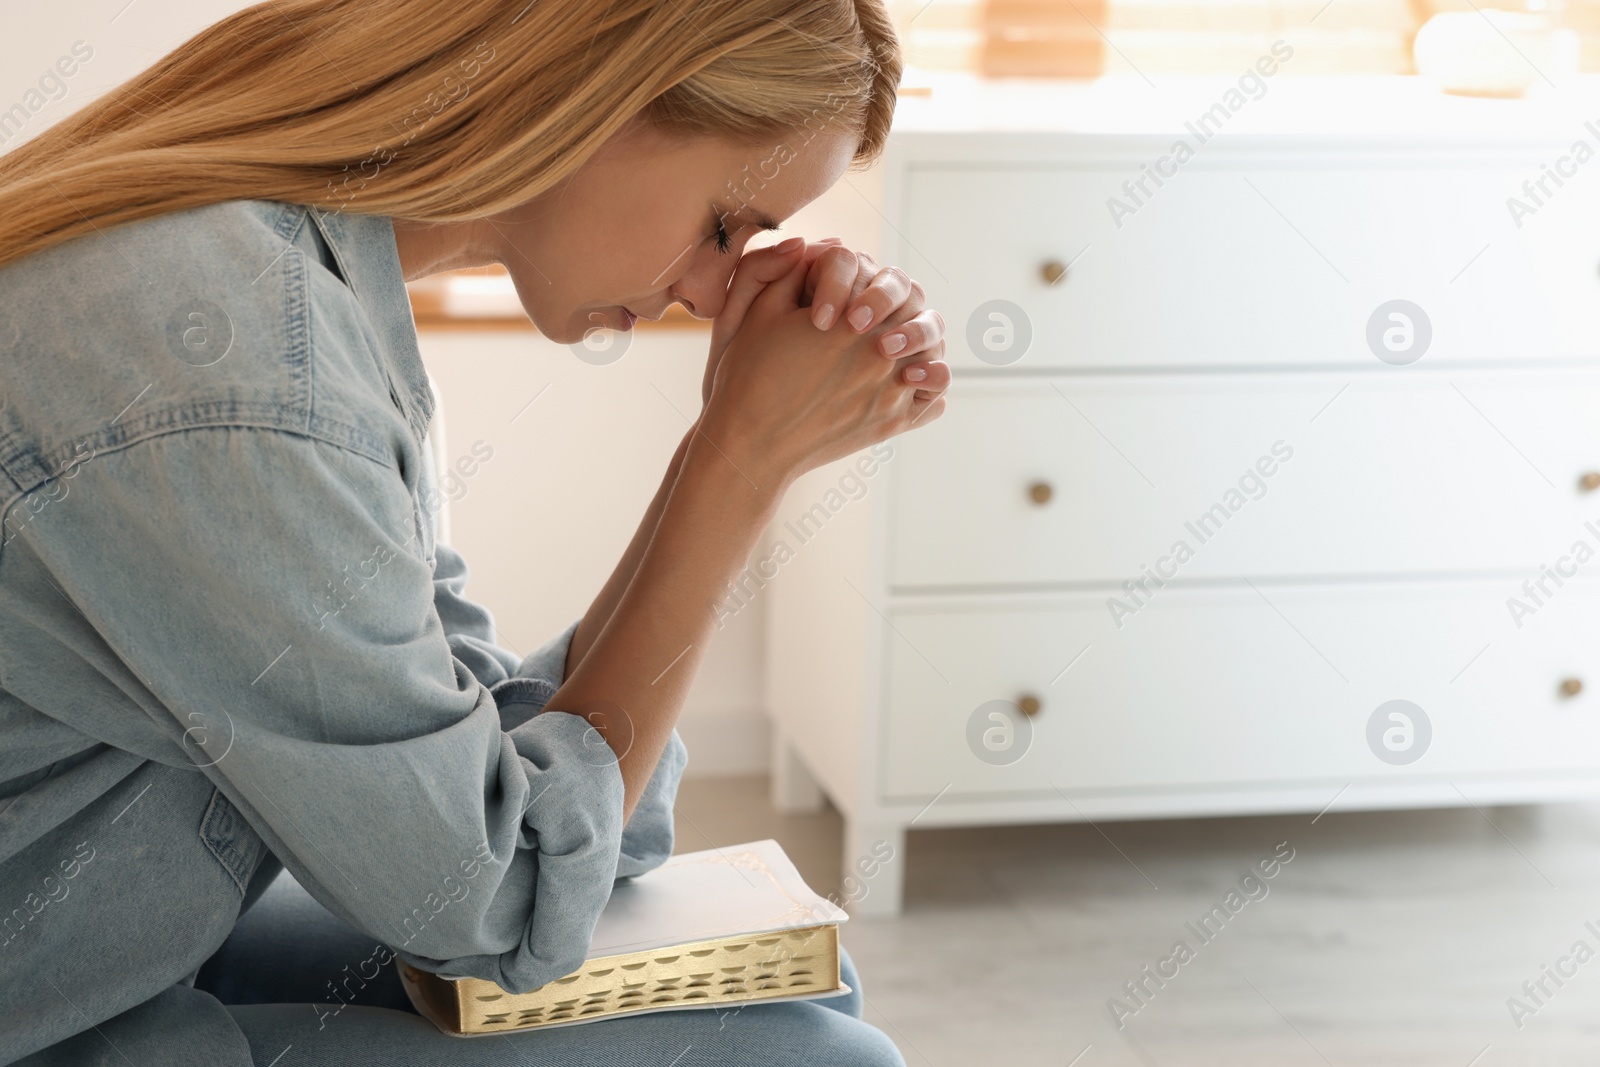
top-left (879, 583), bottom-right (1600, 800)
top-left (900, 162), bottom-right (1600, 369)
top-left (887, 371), bottom-right (1600, 588)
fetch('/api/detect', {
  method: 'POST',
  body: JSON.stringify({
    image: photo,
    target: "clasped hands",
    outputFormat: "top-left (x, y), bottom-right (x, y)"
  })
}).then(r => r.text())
top-left (697, 235), bottom-right (947, 486)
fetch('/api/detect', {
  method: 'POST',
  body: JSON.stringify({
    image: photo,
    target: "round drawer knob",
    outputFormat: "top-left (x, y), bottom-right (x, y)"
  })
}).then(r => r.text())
top-left (1027, 480), bottom-right (1053, 505)
top-left (1039, 259), bottom-right (1068, 286)
top-left (1017, 694), bottom-right (1043, 717)
top-left (1561, 677), bottom-right (1584, 698)
top-left (1580, 471), bottom-right (1600, 492)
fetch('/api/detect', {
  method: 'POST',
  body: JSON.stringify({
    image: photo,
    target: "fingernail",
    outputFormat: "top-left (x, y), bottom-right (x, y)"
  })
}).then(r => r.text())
top-left (905, 366), bottom-right (928, 382)
top-left (815, 303), bottom-right (835, 329)
top-left (848, 305), bottom-right (873, 331)
top-left (881, 332), bottom-right (906, 355)
top-left (775, 236), bottom-right (804, 252)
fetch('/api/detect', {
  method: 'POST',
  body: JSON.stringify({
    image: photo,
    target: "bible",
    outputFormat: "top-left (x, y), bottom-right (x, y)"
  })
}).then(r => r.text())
top-left (398, 838), bottom-right (851, 1035)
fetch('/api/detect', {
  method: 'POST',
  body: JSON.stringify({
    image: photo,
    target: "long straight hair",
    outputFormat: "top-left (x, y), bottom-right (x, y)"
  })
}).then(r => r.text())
top-left (0, 0), bottom-right (900, 271)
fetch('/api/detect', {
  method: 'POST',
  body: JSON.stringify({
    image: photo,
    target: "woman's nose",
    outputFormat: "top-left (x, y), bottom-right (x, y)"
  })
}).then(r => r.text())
top-left (669, 257), bottom-right (739, 321)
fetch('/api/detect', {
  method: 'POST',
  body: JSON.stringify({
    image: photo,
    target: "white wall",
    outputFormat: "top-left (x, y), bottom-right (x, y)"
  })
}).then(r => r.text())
top-left (0, 2), bottom-right (248, 149)
top-left (7, 2), bottom-right (889, 775)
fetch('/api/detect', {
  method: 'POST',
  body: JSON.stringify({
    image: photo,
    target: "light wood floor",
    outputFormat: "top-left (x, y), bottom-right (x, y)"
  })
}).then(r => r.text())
top-left (674, 776), bottom-right (1600, 1066)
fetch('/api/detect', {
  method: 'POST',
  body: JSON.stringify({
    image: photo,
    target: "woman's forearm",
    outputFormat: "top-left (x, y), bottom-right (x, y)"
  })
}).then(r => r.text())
top-left (542, 428), bottom-right (787, 821)
top-left (564, 427), bottom-right (694, 674)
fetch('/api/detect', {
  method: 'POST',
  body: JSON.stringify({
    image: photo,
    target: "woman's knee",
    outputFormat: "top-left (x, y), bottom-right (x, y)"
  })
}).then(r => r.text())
top-left (829, 1019), bottom-right (905, 1067)
top-left (728, 1002), bottom-right (905, 1067)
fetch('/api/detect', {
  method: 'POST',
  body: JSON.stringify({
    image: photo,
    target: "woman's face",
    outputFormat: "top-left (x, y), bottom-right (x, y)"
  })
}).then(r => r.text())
top-left (480, 116), bottom-right (859, 343)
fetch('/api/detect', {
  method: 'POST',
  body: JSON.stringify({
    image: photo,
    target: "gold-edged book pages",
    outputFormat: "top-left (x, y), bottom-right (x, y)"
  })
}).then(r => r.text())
top-left (400, 923), bottom-right (841, 1035)
top-left (398, 839), bottom-right (852, 1036)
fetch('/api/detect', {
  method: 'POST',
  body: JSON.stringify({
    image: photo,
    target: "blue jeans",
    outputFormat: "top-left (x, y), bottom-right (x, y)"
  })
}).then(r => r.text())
top-left (190, 869), bottom-right (905, 1067)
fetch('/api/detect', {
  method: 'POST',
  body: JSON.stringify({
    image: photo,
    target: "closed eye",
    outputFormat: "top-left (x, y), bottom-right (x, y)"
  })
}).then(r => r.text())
top-left (708, 204), bottom-right (781, 255)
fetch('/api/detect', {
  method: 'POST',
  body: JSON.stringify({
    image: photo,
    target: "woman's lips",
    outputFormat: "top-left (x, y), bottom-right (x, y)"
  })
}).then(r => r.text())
top-left (619, 306), bottom-right (637, 329)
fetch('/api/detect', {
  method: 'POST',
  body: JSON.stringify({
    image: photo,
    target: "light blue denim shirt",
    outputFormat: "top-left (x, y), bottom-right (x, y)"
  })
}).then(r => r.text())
top-left (0, 199), bottom-right (687, 1064)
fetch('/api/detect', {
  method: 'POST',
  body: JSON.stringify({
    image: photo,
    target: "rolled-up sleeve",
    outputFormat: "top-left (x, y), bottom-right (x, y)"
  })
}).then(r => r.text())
top-left (430, 541), bottom-right (688, 883)
top-left (20, 423), bottom-right (662, 993)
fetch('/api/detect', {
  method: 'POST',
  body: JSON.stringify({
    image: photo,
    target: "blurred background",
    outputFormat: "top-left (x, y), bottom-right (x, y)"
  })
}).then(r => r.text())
top-left (13, 2), bottom-right (1600, 1063)
top-left (890, 0), bottom-right (1594, 75)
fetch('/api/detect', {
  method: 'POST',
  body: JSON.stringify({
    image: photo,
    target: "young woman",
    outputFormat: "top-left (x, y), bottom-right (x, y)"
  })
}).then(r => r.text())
top-left (0, 1), bottom-right (949, 1064)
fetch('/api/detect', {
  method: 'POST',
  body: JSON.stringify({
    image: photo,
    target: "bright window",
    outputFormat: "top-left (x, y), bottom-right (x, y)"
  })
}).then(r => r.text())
top-left (886, 0), bottom-right (1596, 75)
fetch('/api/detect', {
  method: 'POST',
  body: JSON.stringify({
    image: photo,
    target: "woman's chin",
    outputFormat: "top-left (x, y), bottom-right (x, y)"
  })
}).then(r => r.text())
top-left (554, 306), bottom-right (632, 342)
top-left (532, 310), bottom-right (583, 345)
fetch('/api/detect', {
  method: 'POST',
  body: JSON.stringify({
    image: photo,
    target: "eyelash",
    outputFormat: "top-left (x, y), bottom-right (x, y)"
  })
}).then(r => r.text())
top-left (712, 214), bottom-right (734, 255)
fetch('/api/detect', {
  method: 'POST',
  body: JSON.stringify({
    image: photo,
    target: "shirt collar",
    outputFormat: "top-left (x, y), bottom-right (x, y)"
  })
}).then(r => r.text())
top-left (306, 207), bottom-right (436, 443)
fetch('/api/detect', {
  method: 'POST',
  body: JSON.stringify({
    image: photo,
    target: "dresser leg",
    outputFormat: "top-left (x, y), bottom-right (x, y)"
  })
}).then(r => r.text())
top-left (770, 732), bottom-right (826, 814)
top-left (842, 820), bottom-right (905, 917)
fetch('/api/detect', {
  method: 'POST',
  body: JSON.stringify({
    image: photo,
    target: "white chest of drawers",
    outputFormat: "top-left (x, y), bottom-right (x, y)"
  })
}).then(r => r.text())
top-left (763, 76), bottom-right (1600, 915)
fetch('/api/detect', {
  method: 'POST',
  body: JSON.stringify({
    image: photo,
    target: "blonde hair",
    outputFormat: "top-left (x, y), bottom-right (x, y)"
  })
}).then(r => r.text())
top-left (0, 0), bottom-right (900, 271)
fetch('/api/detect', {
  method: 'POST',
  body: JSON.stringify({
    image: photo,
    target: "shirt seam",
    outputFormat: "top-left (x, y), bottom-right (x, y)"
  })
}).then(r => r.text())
top-left (0, 421), bottom-right (403, 570)
top-left (276, 206), bottom-right (314, 434)
top-left (1, 405), bottom-right (394, 511)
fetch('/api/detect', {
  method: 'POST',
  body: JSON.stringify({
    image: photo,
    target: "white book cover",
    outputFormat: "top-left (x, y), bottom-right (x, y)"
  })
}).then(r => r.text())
top-left (590, 838), bottom-right (849, 955)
